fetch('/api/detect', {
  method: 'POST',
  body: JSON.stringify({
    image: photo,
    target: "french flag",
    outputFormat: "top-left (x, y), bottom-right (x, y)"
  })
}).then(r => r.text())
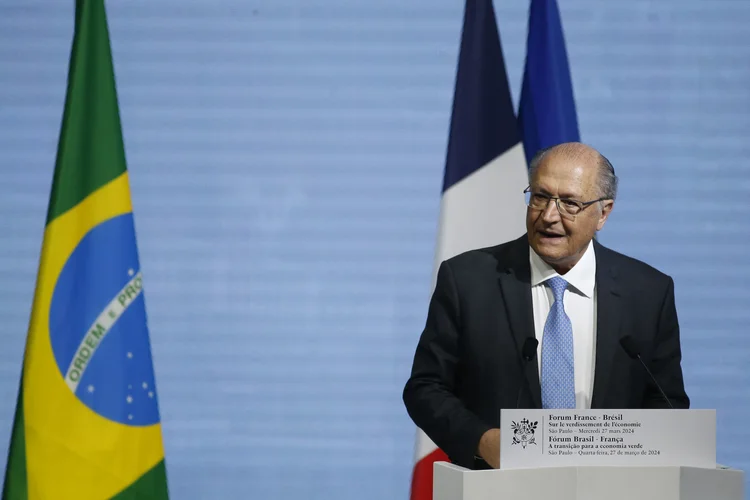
top-left (408, 0), bottom-right (579, 498)
top-left (408, 1), bottom-right (527, 499)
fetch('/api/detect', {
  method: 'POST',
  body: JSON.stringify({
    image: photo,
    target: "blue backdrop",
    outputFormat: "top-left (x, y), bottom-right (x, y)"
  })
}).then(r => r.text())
top-left (0, 1), bottom-right (748, 498)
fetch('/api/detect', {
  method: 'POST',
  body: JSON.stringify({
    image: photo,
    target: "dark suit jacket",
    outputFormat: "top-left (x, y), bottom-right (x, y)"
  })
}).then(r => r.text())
top-left (402, 234), bottom-right (689, 469)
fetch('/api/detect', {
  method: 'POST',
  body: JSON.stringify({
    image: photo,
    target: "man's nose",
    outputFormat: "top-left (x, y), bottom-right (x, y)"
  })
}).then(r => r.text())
top-left (541, 198), bottom-right (561, 222)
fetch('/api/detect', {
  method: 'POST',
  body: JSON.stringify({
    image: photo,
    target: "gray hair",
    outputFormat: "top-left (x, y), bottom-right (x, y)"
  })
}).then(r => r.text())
top-left (528, 145), bottom-right (618, 201)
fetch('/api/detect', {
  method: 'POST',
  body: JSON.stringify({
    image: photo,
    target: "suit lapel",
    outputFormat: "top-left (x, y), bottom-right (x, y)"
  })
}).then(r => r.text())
top-left (496, 238), bottom-right (542, 408)
top-left (590, 242), bottom-right (622, 408)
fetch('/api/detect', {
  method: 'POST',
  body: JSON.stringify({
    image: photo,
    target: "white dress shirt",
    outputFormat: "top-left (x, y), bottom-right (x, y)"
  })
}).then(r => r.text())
top-left (529, 241), bottom-right (597, 409)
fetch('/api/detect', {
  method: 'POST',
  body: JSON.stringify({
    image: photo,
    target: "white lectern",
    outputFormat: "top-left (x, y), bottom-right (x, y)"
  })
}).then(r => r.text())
top-left (433, 462), bottom-right (744, 500)
top-left (433, 409), bottom-right (744, 500)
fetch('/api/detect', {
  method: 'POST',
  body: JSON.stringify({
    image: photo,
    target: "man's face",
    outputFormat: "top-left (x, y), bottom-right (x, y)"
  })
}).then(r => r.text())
top-left (525, 152), bottom-right (613, 273)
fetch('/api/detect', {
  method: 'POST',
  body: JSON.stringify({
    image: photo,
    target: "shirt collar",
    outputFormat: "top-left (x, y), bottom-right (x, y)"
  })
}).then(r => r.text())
top-left (529, 240), bottom-right (596, 298)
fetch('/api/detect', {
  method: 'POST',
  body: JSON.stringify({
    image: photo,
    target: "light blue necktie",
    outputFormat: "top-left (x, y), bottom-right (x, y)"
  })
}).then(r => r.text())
top-left (541, 276), bottom-right (576, 409)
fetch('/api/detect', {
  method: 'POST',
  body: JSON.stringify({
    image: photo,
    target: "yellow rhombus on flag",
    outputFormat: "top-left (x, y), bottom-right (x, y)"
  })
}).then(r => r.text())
top-left (2, 1), bottom-right (169, 499)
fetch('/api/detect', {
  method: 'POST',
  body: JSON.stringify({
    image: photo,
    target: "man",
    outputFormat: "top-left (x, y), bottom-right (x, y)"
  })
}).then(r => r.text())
top-left (402, 142), bottom-right (689, 470)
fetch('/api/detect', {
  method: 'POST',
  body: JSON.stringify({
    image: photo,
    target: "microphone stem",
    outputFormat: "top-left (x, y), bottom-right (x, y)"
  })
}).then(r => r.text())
top-left (636, 354), bottom-right (674, 409)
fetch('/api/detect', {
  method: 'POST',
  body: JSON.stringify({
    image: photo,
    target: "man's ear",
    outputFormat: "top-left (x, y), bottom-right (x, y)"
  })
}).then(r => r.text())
top-left (596, 200), bottom-right (614, 231)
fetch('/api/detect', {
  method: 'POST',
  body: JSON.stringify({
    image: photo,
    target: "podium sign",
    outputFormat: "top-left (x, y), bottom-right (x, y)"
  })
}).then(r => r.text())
top-left (499, 409), bottom-right (715, 470)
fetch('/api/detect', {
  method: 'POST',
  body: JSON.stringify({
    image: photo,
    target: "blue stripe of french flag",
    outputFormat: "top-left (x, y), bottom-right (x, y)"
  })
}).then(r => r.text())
top-left (519, 0), bottom-right (581, 161)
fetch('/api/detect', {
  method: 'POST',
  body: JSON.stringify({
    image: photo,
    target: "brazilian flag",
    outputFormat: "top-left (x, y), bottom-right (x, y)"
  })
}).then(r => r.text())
top-left (2, 1), bottom-right (169, 498)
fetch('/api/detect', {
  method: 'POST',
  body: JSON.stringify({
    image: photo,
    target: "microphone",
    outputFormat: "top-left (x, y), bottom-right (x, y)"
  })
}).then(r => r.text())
top-left (619, 335), bottom-right (674, 409)
top-left (515, 337), bottom-right (539, 408)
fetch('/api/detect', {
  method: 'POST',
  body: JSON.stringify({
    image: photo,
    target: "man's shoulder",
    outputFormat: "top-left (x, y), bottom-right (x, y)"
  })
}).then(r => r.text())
top-left (594, 240), bottom-right (673, 286)
top-left (441, 234), bottom-right (527, 273)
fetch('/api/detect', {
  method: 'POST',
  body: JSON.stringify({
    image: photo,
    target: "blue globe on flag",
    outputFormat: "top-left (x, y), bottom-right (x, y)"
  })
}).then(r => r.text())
top-left (49, 213), bottom-right (160, 426)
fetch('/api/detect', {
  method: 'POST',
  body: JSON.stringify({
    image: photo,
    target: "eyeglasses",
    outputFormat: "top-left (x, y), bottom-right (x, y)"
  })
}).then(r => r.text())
top-left (523, 187), bottom-right (608, 220)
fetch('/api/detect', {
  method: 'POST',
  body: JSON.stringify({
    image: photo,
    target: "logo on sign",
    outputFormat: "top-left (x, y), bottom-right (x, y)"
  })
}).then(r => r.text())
top-left (511, 418), bottom-right (538, 449)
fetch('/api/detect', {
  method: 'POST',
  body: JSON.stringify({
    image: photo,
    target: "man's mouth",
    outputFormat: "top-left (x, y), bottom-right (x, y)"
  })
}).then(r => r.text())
top-left (538, 229), bottom-right (565, 239)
